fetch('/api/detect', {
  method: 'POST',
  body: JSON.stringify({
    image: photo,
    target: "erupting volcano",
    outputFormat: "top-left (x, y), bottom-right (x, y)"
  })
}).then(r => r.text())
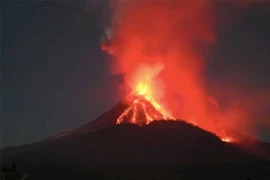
top-left (1, 1), bottom-right (270, 180)
top-left (100, 0), bottom-right (243, 143)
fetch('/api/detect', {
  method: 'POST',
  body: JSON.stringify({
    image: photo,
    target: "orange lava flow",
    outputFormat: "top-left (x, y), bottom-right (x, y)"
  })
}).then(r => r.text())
top-left (117, 82), bottom-right (175, 125)
top-left (116, 82), bottom-right (232, 143)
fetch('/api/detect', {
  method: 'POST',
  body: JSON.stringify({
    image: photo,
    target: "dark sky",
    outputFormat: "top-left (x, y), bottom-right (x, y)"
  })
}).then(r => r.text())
top-left (1, 1), bottom-right (270, 148)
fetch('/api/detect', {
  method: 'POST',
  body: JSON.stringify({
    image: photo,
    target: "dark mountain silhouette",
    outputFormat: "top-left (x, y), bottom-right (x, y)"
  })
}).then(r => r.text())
top-left (47, 101), bottom-right (127, 140)
top-left (47, 97), bottom-right (270, 161)
top-left (1, 100), bottom-right (270, 180)
top-left (47, 94), bottom-right (175, 140)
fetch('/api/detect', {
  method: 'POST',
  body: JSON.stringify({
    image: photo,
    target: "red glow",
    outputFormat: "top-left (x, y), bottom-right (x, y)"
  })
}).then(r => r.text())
top-left (100, 0), bottom-right (269, 142)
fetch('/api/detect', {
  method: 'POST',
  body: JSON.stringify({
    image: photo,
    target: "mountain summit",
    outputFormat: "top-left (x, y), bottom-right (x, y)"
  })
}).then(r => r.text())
top-left (48, 93), bottom-right (175, 140)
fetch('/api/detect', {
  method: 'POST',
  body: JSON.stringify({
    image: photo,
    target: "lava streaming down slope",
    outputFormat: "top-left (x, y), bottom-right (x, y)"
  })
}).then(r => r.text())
top-left (116, 80), bottom-right (230, 142)
top-left (117, 86), bottom-right (233, 143)
top-left (117, 84), bottom-right (175, 126)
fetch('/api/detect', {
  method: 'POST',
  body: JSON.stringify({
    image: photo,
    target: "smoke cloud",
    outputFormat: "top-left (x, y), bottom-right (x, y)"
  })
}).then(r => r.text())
top-left (101, 0), bottom-right (270, 140)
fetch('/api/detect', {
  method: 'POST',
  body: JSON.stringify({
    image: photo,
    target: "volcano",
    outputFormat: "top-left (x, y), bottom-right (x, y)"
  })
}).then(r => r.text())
top-left (1, 96), bottom-right (270, 180)
top-left (47, 93), bottom-right (175, 139)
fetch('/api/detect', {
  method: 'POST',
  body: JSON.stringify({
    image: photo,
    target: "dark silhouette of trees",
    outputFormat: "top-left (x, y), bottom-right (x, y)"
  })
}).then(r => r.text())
top-left (0, 162), bottom-right (30, 180)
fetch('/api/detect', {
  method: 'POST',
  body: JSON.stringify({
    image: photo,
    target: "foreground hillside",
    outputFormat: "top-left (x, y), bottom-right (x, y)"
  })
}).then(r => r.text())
top-left (1, 121), bottom-right (270, 180)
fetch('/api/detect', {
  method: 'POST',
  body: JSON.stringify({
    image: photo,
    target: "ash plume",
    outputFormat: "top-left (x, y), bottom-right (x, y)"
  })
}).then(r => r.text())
top-left (100, 0), bottom-right (270, 141)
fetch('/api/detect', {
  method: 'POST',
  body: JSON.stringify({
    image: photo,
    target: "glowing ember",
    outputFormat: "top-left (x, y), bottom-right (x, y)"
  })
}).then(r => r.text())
top-left (221, 137), bottom-right (232, 143)
top-left (117, 83), bottom-right (175, 125)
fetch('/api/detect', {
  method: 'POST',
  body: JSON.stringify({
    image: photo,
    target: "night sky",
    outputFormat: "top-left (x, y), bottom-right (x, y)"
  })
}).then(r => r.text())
top-left (1, 1), bottom-right (270, 148)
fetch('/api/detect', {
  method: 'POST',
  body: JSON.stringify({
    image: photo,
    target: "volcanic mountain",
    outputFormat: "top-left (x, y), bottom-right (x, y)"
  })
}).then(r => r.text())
top-left (1, 95), bottom-right (270, 180)
top-left (48, 94), bottom-right (175, 140)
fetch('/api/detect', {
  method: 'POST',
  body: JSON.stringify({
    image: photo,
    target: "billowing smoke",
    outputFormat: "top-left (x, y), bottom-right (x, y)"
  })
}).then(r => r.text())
top-left (101, 0), bottom-right (270, 140)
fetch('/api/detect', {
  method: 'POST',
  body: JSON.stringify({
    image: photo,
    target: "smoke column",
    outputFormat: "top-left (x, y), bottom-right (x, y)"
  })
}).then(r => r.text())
top-left (101, 0), bottom-right (270, 140)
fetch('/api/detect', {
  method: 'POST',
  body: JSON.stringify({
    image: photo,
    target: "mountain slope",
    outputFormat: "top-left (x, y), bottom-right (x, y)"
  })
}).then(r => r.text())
top-left (1, 94), bottom-right (270, 180)
top-left (47, 94), bottom-right (175, 140)
top-left (1, 121), bottom-right (270, 180)
top-left (47, 102), bottom-right (128, 140)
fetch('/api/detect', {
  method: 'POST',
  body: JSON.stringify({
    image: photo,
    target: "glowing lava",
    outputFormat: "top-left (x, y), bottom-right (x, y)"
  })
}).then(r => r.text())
top-left (221, 137), bottom-right (232, 143)
top-left (117, 82), bottom-right (175, 125)
top-left (116, 82), bottom-right (234, 143)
